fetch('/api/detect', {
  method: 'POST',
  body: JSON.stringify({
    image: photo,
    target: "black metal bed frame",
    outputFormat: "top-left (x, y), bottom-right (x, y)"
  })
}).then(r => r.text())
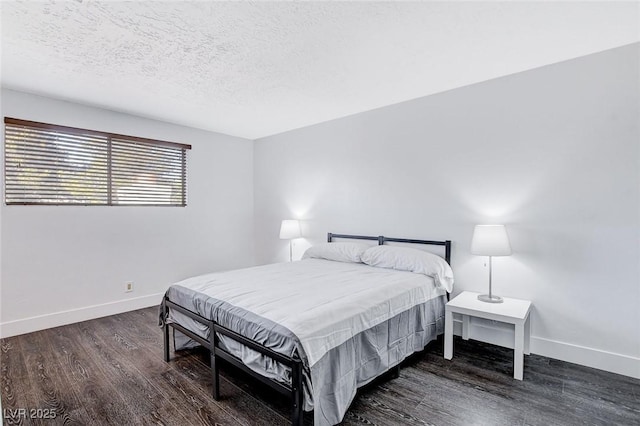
top-left (327, 233), bottom-right (451, 265)
top-left (162, 233), bottom-right (452, 426)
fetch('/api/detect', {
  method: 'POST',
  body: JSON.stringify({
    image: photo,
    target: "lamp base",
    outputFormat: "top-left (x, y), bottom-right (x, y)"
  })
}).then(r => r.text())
top-left (478, 294), bottom-right (503, 303)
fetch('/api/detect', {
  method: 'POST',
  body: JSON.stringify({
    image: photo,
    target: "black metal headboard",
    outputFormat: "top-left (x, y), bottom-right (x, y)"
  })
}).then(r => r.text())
top-left (327, 233), bottom-right (452, 265)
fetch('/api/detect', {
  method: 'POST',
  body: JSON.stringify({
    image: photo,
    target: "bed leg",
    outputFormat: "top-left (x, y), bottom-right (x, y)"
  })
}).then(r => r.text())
top-left (210, 321), bottom-right (220, 400)
top-left (163, 324), bottom-right (170, 362)
top-left (391, 364), bottom-right (400, 379)
top-left (291, 359), bottom-right (304, 426)
top-left (211, 352), bottom-right (220, 400)
top-left (163, 299), bottom-right (170, 362)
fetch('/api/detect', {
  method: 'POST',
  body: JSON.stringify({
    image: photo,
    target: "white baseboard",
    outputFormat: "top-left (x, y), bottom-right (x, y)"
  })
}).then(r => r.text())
top-left (453, 318), bottom-right (640, 379)
top-left (531, 336), bottom-right (640, 379)
top-left (0, 292), bottom-right (164, 338)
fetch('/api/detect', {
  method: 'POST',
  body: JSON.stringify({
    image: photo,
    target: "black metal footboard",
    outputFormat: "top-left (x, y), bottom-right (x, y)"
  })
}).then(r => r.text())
top-left (161, 296), bottom-right (304, 426)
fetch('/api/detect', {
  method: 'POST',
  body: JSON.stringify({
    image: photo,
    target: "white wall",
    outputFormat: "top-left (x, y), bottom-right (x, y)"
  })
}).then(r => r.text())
top-left (0, 89), bottom-right (254, 337)
top-left (254, 44), bottom-right (640, 378)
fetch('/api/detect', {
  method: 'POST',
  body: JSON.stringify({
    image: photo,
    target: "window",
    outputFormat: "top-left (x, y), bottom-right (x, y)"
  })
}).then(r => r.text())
top-left (4, 117), bottom-right (191, 206)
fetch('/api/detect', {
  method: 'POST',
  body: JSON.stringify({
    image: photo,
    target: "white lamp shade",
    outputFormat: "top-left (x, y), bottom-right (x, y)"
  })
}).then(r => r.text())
top-left (279, 219), bottom-right (301, 239)
top-left (471, 225), bottom-right (512, 256)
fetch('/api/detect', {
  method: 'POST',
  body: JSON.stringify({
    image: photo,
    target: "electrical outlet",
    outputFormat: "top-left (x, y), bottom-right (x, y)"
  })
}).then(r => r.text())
top-left (125, 281), bottom-right (134, 292)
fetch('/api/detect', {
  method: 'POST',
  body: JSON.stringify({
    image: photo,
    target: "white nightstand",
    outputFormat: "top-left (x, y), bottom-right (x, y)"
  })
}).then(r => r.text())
top-left (444, 291), bottom-right (532, 380)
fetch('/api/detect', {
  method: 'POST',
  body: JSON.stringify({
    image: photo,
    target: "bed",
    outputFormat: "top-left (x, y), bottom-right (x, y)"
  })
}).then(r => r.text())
top-left (160, 233), bottom-right (452, 425)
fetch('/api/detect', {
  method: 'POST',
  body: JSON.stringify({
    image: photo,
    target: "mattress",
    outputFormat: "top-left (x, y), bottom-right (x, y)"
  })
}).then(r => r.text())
top-left (163, 258), bottom-right (446, 425)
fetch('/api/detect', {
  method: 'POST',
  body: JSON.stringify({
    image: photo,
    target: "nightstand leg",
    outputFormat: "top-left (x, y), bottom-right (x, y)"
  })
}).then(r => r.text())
top-left (444, 309), bottom-right (453, 360)
top-left (514, 322), bottom-right (524, 380)
top-left (524, 314), bottom-right (531, 355)
top-left (462, 314), bottom-right (470, 340)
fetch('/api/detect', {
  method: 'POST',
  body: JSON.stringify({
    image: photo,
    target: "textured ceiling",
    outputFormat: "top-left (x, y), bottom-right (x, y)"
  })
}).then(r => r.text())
top-left (1, 1), bottom-right (639, 139)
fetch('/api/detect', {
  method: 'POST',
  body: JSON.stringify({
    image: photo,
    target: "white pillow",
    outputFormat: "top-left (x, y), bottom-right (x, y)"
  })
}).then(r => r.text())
top-left (361, 245), bottom-right (454, 292)
top-left (302, 242), bottom-right (370, 263)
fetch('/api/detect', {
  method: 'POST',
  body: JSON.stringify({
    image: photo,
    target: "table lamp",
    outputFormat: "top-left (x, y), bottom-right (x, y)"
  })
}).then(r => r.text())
top-left (279, 219), bottom-right (301, 262)
top-left (471, 224), bottom-right (512, 303)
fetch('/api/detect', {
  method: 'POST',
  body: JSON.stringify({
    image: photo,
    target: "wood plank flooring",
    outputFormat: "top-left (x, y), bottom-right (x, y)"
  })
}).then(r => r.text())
top-left (1, 307), bottom-right (638, 425)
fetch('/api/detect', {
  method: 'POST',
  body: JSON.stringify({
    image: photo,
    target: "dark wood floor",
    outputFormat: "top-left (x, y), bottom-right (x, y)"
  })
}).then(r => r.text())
top-left (1, 307), bottom-right (638, 425)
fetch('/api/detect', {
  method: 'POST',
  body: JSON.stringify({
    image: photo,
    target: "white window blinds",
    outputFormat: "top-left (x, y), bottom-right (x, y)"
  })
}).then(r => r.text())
top-left (4, 117), bottom-right (191, 206)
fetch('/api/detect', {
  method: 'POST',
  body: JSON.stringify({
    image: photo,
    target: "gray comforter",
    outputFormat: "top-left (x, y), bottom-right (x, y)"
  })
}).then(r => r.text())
top-left (161, 284), bottom-right (445, 425)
